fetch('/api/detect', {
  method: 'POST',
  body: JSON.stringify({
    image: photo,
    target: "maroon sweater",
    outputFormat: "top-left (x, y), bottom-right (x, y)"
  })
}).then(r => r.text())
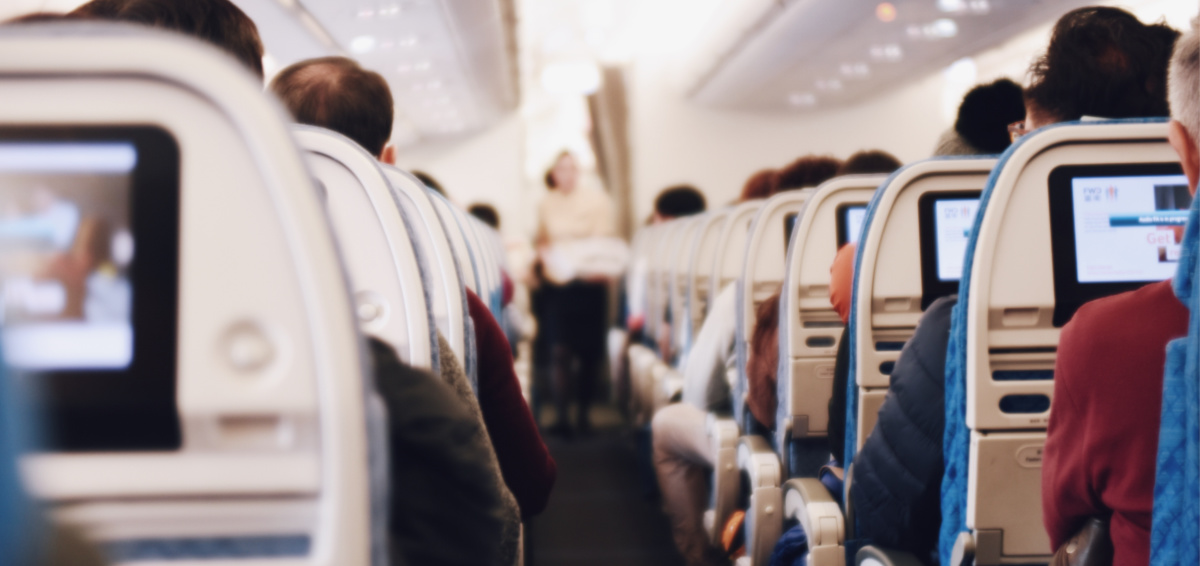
top-left (1043, 280), bottom-right (1187, 565)
top-left (465, 289), bottom-right (557, 517)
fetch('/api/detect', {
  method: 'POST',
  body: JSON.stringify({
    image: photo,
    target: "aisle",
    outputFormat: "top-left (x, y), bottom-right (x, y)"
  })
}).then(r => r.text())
top-left (531, 405), bottom-right (685, 566)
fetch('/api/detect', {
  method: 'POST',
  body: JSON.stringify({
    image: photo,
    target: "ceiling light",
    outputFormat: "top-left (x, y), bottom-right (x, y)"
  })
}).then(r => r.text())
top-left (349, 35), bottom-right (377, 54)
top-left (357, 7), bottom-right (375, 19)
top-left (968, 0), bottom-right (990, 14)
top-left (816, 79), bottom-right (843, 92)
top-left (870, 44), bottom-right (903, 62)
top-left (540, 61), bottom-right (602, 96)
top-left (839, 62), bottom-right (870, 78)
top-left (876, 2), bottom-right (897, 23)
top-left (788, 92), bottom-right (817, 107)
top-left (926, 18), bottom-right (959, 39)
top-left (414, 61), bottom-right (432, 71)
top-left (937, 0), bottom-right (965, 13)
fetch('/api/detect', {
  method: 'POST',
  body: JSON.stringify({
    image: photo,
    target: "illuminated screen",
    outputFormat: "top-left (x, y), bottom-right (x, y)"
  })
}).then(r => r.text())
top-left (837, 204), bottom-right (867, 247)
top-left (1070, 174), bottom-right (1191, 283)
top-left (0, 142), bottom-right (135, 370)
top-left (933, 198), bottom-right (980, 282)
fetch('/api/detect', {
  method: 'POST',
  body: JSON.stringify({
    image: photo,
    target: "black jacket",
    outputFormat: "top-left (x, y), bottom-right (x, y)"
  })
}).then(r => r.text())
top-left (849, 296), bottom-right (955, 560)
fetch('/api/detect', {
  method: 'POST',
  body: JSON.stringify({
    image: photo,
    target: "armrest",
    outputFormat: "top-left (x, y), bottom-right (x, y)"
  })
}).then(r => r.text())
top-left (661, 368), bottom-right (684, 403)
top-left (707, 415), bottom-right (740, 450)
top-left (737, 436), bottom-right (781, 489)
top-left (705, 415), bottom-right (741, 545)
top-left (782, 478), bottom-right (843, 548)
top-left (855, 546), bottom-right (924, 566)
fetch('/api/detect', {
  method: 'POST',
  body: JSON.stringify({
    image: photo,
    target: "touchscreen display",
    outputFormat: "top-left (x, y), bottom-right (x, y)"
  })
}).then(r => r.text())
top-left (0, 142), bottom-right (136, 370)
top-left (838, 204), bottom-right (867, 247)
top-left (1070, 174), bottom-right (1190, 283)
top-left (933, 198), bottom-right (980, 282)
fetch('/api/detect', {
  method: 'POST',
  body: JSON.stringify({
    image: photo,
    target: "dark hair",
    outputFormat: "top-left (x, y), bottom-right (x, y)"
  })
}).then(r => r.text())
top-left (739, 169), bottom-right (776, 201)
top-left (654, 185), bottom-right (706, 218)
top-left (468, 203), bottom-right (500, 229)
top-left (838, 150), bottom-right (902, 175)
top-left (1026, 6), bottom-right (1179, 123)
top-left (70, 0), bottom-right (128, 18)
top-left (774, 155), bottom-right (842, 194)
top-left (270, 57), bottom-right (394, 157)
top-left (96, 0), bottom-right (264, 79)
top-left (4, 12), bottom-right (81, 24)
top-left (951, 79), bottom-right (1026, 154)
top-left (543, 151), bottom-right (571, 189)
top-left (412, 170), bottom-right (446, 196)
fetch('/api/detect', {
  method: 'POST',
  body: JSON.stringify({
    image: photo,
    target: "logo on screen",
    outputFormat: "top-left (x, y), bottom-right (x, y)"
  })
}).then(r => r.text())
top-left (1081, 186), bottom-right (1119, 202)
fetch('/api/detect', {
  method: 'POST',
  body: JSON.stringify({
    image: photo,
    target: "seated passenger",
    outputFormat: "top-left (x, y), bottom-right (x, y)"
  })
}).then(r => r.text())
top-left (1043, 15), bottom-right (1195, 565)
top-left (652, 157), bottom-right (839, 566)
top-left (843, 8), bottom-right (1179, 564)
top-left (269, 56), bottom-right (556, 519)
top-left (934, 78), bottom-right (1026, 156)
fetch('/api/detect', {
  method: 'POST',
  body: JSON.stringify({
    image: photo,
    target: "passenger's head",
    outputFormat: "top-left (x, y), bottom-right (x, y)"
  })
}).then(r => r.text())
top-left (955, 79), bottom-right (1026, 154)
top-left (774, 155), bottom-right (842, 194)
top-left (837, 150), bottom-right (902, 176)
top-left (1025, 7), bottom-right (1179, 129)
top-left (1169, 17), bottom-right (1199, 194)
top-left (544, 152), bottom-right (579, 192)
top-left (79, 0), bottom-right (264, 80)
top-left (653, 185), bottom-right (706, 222)
top-left (270, 56), bottom-right (395, 162)
top-left (468, 203), bottom-right (500, 229)
top-left (412, 170), bottom-right (446, 197)
top-left (4, 12), bottom-right (80, 24)
top-left (739, 169), bottom-right (776, 201)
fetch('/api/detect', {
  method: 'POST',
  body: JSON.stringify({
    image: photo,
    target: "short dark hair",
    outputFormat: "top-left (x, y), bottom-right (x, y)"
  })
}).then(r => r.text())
top-left (91, 0), bottom-right (265, 79)
top-left (1026, 6), bottom-right (1179, 123)
top-left (739, 169), bottom-right (776, 201)
top-left (412, 171), bottom-right (446, 196)
top-left (654, 185), bottom-right (706, 218)
top-left (4, 12), bottom-right (81, 24)
top-left (774, 155), bottom-right (841, 194)
top-left (837, 150), bottom-right (902, 176)
top-left (955, 79), bottom-right (1026, 154)
top-left (270, 57), bottom-right (394, 157)
top-left (468, 203), bottom-right (500, 229)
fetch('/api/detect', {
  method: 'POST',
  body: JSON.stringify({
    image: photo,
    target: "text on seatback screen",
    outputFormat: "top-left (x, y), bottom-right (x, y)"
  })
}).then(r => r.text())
top-left (0, 142), bottom-right (135, 370)
top-left (1070, 174), bottom-right (1191, 283)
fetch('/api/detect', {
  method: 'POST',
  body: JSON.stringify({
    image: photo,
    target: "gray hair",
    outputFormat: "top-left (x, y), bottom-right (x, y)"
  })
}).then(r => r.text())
top-left (1169, 17), bottom-right (1199, 145)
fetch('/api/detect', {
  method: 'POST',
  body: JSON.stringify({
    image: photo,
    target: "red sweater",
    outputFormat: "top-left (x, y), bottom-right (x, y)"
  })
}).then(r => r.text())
top-left (1043, 280), bottom-right (1187, 565)
top-left (465, 289), bottom-right (557, 517)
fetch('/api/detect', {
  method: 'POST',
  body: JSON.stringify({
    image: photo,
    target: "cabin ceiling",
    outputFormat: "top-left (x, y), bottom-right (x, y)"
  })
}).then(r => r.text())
top-left (683, 0), bottom-right (1095, 112)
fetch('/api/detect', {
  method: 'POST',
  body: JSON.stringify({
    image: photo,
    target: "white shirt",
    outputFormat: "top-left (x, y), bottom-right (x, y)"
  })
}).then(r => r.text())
top-left (681, 283), bottom-right (738, 411)
top-left (537, 185), bottom-right (615, 245)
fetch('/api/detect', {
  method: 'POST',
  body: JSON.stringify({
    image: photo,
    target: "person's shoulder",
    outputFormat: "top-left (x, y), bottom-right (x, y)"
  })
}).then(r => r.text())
top-left (1068, 280), bottom-right (1183, 336)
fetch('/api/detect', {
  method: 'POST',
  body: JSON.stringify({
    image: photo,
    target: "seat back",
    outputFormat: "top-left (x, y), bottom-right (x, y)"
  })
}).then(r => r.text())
top-left (294, 126), bottom-right (434, 370)
top-left (942, 120), bottom-right (1180, 565)
top-left (430, 192), bottom-right (482, 295)
top-left (844, 159), bottom-right (994, 465)
top-left (776, 176), bottom-right (885, 476)
top-left (670, 215), bottom-right (707, 364)
top-left (647, 220), bottom-right (688, 352)
top-left (381, 165), bottom-right (470, 368)
top-left (733, 190), bottom-right (814, 429)
top-left (626, 226), bottom-right (657, 331)
top-left (460, 212), bottom-right (503, 316)
top-left (709, 200), bottom-right (763, 313)
top-left (686, 210), bottom-right (730, 344)
top-left (0, 24), bottom-right (374, 565)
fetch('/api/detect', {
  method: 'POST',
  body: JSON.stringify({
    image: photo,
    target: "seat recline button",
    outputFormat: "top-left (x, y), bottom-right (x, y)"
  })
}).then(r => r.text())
top-left (223, 321), bottom-right (275, 374)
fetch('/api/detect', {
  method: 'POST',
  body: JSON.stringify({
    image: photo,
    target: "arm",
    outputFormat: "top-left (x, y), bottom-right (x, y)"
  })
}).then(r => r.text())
top-left (1041, 319), bottom-right (1101, 551)
top-left (466, 290), bottom-right (558, 518)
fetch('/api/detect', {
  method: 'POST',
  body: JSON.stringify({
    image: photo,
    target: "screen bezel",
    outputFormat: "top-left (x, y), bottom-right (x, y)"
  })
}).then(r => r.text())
top-left (836, 203), bottom-right (867, 248)
top-left (0, 126), bottom-right (182, 452)
top-left (1048, 162), bottom-right (1187, 327)
top-left (918, 190), bottom-right (981, 310)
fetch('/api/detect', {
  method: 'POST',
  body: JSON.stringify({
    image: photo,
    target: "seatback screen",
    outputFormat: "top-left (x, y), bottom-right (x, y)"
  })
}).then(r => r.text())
top-left (0, 127), bottom-right (181, 452)
top-left (0, 143), bottom-right (135, 370)
top-left (837, 204), bottom-right (867, 247)
top-left (919, 191), bottom-right (982, 309)
top-left (1049, 162), bottom-right (1188, 327)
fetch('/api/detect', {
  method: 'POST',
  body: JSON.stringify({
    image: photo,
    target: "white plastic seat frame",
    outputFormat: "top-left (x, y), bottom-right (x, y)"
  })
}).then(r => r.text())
top-left (686, 210), bottom-right (731, 346)
top-left (430, 193), bottom-right (482, 295)
top-left (5, 25), bottom-right (374, 565)
top-left (669, 215), bottom-right (708, 366)
top-left (951, 121), bottom-right (1177, 564)
top-left (380, 165), bottom-right (470, 366)
top-left (293, 126), bottom-right (434, 370)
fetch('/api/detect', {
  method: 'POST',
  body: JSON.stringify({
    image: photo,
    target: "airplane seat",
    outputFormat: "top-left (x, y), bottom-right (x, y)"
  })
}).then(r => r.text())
top-left (670, 215), bottom-right (707, 369)
top-left (0, 23), bottom-right (377, 564)
top-left (292, 126), bottom-right (435, 372)
top-left (730, 188), bottom-right (815, 566)
top-left (428, 192), bottom-right (482, 384)
top-left (687, 210), bottom-right (731, 347)
top-left (380, 165), bottom-right (471, 371)
top-left (1150, 171), bottom-right (1200, 564)
top-left (777, 176), bottom-right (886, 481)
top-left (940, 119), bottom-right (1180, 566)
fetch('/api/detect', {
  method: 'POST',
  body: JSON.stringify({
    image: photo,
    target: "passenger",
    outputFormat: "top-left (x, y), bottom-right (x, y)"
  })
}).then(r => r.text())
top-left (934, 78), bottom-right (1026, 155)
top-left (846, 8), bottom-right (1179, 563)
top-left (270, 56), bottom-right (556, 521)
top-left (1042, 15), bottom-right (1195, 566)
top-left (413, 170), bottom-right (448, 197)
top-left (469, 203), bottom-right (500, 229)
top-left (534, 151), bottom-right (616, 438)
top-left (74, 0), bottom-right (264, 80)
top-left (652, 158), bottom-right (839, 566)
top-left (837, 150), bottom-right (902, 175)
top-left (654, 185), bottom-right (707, 221)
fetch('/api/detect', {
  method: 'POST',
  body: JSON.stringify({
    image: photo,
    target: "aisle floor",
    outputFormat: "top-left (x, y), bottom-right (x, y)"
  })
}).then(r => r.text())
top-left (531, 405), bottom-right (685, 566)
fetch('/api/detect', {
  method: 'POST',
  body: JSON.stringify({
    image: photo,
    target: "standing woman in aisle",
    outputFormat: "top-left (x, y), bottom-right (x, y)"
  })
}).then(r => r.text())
top-left (535, 151), bottom-right (617, 438)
